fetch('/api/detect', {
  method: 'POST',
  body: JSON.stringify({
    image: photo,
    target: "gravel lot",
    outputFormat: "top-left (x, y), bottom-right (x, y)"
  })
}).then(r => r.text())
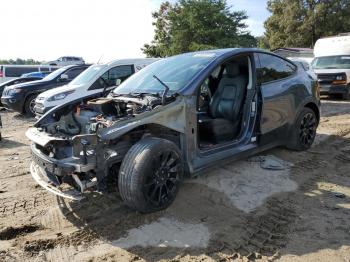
top-left (0, 98), bottom-right (350, 262)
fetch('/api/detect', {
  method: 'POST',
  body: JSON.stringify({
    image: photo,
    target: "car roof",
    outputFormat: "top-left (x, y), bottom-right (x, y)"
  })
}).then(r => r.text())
top-left (104, 58), bottom-right (160, 67)
top-left (169, 48), bottom-right (271, 61)
top-left (60, 64), bottom-right (90, 70)
top-left (61, 56), bottom-right (83, 59)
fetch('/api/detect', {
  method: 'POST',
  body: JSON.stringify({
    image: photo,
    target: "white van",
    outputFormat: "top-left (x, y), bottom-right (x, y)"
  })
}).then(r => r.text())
top-left (0, 65), bottom-right (58, 83)
top-left (34, 58), bottom-right (159, 117)
top-left (312, 34), bottom-right (350, 99)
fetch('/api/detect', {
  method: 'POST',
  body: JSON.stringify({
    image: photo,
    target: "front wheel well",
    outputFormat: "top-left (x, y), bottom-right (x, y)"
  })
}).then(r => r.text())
top-left (23, 93), bottom-right (38, 113)
top-left (304, 102), bottom-right (320, 123)
top-left (107, 124), bottom-right (182, 163)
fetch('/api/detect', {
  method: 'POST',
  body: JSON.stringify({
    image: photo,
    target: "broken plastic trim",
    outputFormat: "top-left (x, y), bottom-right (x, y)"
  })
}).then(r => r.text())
top-left (30, 162), bottom-right (84, 201)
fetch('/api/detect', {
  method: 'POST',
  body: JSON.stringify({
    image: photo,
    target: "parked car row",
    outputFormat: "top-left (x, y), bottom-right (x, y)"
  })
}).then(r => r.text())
top-left (34, 58), bottom-right (158, 117)
top-left (1, 65), bottom-right (90, 116)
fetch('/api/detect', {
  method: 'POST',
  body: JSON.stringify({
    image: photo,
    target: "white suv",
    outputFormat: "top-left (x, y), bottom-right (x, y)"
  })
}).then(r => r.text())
top-left (46, 56), bottom-right (85, 66)
top-left (34, 58), bottom-right (159, 117)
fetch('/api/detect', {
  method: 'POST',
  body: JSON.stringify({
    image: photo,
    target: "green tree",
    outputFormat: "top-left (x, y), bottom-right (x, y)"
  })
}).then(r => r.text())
top-left (142, 0), bottom-right (257, 57)
top-left (264, 0), bottom-right (350, 50)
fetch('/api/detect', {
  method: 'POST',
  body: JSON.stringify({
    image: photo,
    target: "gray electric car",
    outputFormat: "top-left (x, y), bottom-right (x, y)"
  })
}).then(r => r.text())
top-left (26, 48), bottom-right (320, 213)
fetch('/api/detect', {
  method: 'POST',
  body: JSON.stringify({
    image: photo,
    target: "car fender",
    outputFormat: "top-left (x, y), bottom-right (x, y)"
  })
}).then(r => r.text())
top-left (295, 97), bottom-right (321, 123)
top-left (99, 97), bottom-right (187, 141)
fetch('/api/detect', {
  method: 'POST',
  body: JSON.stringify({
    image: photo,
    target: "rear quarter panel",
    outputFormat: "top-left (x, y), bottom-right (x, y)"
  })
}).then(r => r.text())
top-left (260, 68), bottom-right (316, 144)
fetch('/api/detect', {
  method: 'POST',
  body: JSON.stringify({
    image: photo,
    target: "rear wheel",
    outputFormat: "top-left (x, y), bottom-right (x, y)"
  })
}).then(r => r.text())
top-left (288, 108), bottom-right (318, 151)
top-left (118, 137), bottom-right (183, 213)
top-left (24, 94), bottom-right (37, 117)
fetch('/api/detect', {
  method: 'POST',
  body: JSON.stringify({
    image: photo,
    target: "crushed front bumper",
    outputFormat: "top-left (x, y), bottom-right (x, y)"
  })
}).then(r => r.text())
top-left (30, 162), bottom-right (84, 200)
top-left (30, 142), bottom-right (96, 200)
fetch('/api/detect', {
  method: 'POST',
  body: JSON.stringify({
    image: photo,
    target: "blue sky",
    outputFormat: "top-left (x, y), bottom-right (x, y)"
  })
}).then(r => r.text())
top-left (228, 0), bottom-right (270, 36)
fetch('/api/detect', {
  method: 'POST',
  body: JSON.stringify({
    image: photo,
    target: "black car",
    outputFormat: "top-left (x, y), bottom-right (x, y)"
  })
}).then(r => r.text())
top-left (27, 48), bottom-right (320, 213)
top-left (0, 77), bottom-right (43, 105)
top-left (1, 65), bottom-right (89, 116)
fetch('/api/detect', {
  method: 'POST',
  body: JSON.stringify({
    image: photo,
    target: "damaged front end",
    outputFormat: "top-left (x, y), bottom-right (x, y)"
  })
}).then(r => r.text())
top-left (26, 94), bottom-right (185, 200)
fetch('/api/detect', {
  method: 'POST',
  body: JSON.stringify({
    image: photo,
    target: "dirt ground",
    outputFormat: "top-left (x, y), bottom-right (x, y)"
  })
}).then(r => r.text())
top-left (0, 98), bottom-right (350, 262)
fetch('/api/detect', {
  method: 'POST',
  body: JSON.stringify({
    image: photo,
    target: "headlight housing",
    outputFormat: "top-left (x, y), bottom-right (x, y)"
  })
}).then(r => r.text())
top-left (47, 90), bottom-right (75, 101)
top-left (335, 75), bottom-right (346, 81)
top-left (7, 88), bottom-right (22, 96)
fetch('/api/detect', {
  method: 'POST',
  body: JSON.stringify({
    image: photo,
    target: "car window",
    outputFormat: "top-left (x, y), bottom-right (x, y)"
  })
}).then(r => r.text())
top-left (4, 67), bottom-right (39, 77)
top-left (256, 53), bottom-right (296, 84)
top-left (312, 55), bottom-right (350, 69)
top-left (65, 67), bottom-right (85, 80)
top-left (91, 65), bottom-right (133, 90)
top-left (114, 54), bottom-right (215, 95)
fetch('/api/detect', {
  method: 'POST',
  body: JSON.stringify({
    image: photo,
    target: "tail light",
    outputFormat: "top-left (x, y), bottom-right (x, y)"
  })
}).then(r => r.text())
top-left (0, 70), bottom-right (3, 77)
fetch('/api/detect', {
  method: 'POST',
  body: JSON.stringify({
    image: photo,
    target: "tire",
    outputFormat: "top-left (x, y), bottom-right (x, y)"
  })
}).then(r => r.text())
top-left (287, 107), bottom-right (318, 151)
top-left (118, 137), bottom-right (183, 213)
top-left (24, 94), bottom-right (37, 117)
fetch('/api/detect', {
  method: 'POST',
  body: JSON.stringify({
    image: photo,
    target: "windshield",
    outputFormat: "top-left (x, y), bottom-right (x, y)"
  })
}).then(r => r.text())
top-left (312, 56), bottom-right (350, 69)
top-left (42, 67), bottom-right (68, 81)
top-left (69, 64), bottom-right (105, 86)
top-left (113, 53), bottom-right (216, 95)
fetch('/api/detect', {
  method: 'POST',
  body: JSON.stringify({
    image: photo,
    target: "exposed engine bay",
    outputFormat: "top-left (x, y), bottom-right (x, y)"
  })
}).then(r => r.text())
top-left (42, 95), bottom-right (164, 137)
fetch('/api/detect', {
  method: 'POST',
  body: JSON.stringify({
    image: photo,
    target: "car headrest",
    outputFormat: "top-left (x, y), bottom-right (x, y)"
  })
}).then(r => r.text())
top-left (225, 63), bottom-right (240, 77)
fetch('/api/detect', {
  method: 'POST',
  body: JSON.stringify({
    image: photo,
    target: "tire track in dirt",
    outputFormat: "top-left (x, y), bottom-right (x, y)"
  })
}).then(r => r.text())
top-left (22, 229), bottom-right (98, 256)
top-left (0, 192), bottom-right (54, 219)
top-left (219, 131), bottom-right (350, 261)
top-left (0, 224), bottom-right (41, 240)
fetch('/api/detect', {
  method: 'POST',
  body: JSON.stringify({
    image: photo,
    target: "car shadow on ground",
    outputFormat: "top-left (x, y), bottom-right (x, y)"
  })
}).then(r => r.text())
top-left (0, 137), bottom-right (27, 149)
top-left (55, 130), bottom-right (350, 261)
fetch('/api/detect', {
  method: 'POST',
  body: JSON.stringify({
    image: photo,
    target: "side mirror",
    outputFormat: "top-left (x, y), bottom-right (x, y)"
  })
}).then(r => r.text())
top-left (59, 74), bottom-right (69, 81)
top-left (115, 79), bottom-right (122, 86)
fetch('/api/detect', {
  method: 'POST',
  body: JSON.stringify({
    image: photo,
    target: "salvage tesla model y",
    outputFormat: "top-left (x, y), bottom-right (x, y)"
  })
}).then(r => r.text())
top-left (26, 48), bottom-right (320, 213)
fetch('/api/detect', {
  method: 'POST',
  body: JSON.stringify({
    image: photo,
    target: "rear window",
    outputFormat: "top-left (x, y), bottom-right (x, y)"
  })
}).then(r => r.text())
top-left (255, 53), bottom-right (297, 84)
top-left (4, 67), bottom-right (40, 77)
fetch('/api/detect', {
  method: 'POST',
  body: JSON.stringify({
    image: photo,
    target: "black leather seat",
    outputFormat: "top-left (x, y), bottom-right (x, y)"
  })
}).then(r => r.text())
top-left (199, 63), bottom-right (248, 144)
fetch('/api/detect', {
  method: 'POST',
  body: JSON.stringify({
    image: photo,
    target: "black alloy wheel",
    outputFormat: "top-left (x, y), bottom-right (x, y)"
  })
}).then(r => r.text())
top-left (118, 137), bottom-right (183, 213)
top-left (299, 112), bottom-right (317, 148)
top-left (143, 150), bottom-right (181, 208)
